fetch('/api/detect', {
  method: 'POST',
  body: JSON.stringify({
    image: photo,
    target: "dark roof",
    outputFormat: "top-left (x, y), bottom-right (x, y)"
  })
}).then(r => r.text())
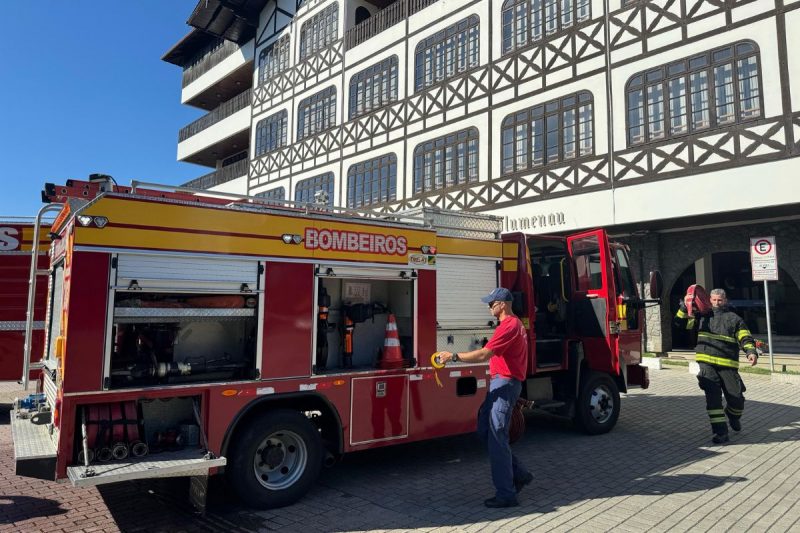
top-left (162, 0), bottom-right (269, 67)
top-left (161, 28), bottom-right (218, 66)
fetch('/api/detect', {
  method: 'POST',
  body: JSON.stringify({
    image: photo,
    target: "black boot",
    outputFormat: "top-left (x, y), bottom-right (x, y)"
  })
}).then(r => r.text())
top-left (712, 433), bottom-right (729, 444)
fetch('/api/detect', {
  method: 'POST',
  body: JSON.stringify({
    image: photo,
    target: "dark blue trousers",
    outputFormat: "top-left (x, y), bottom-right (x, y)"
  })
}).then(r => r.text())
top-left (477, 376), bottom-right (528, 501)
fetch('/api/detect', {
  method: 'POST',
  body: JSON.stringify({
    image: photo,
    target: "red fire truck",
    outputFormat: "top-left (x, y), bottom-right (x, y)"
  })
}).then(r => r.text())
top-left (12, 176), bottom-right (661, 511)
top-left (0, 218), bottom-right (48, 382)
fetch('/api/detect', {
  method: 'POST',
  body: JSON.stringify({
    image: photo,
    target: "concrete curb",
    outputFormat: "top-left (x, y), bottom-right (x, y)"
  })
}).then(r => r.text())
top-left (772, 373), bottom-right (800, 385)
top-left (641, 357), bottom-right (663, 370)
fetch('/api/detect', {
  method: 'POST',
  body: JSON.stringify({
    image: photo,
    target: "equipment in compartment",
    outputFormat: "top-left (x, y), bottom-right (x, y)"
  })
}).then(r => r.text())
top-left (110, 292), bottom-right (258, 388)
top-left (316, 274), bottom-right (413, 372)
top-left (76, 398), bottom-right (205, 466)
top-left (81, 401), bottom-right (148, 464)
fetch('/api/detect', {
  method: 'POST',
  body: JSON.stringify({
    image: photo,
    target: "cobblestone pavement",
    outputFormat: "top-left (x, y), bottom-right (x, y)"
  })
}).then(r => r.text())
top-left (2, 368), bottom-right (800, 532)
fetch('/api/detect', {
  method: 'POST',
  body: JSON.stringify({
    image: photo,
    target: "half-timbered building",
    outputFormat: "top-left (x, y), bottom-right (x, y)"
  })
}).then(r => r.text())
top-left (164, 0), bottom-right (800, 353)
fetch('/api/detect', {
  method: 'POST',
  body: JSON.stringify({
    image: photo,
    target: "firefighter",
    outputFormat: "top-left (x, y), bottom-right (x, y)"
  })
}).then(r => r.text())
top-left (437, 287), bottom-right (533, 508)
top-left (674, 287), bottom-right (758, 444)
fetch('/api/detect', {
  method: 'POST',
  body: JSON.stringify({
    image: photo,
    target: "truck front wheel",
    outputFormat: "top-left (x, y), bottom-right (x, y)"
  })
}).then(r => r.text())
top-left (574, 372), bottom-right (620, 435)
top-left (228, 409), bottom-right (323, 509)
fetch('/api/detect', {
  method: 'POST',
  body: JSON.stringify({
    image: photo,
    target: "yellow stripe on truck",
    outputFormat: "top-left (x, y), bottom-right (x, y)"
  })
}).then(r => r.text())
top-left (436, 236), bottom-right (502, 258)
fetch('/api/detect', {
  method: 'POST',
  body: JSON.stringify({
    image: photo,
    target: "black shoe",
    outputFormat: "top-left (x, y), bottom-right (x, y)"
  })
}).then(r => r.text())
top-left (712, 433), bottom-right (729, 444)
top-left (729, 418), bottom-right (741, 432)
top-left (514, 472), bottom-right (534, 494)
top-left (484, 497), bottom-right (519, 508)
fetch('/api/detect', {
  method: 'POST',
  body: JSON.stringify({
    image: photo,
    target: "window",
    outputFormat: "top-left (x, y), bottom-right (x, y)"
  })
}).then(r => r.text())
top-left (258, 35), bottom-right (290, 83)
top-left (414, 15), bottom-right (479, 92)
top-left (347, 154), bottom-right (397, 208)
top-left (349, 56), bottom-right (399, 119)
top-left (413, 128), bottom-right (479, 194)
top-left (297, 87), bottom-right (337, 140)
top-left (295, 172), bottom-right (335, 205)
top-left (255, 110), bottom-right (288, 156)
top-left (501, 0), bottom-right (590, 54)
top-left (300, 3), bottom-right (339, 59)
top-left (254, 186), bottom-right (286, 202)
top-left (501, 91), bottom-right (593, 175)
top-left (626, 41), bottom-right (762, 145)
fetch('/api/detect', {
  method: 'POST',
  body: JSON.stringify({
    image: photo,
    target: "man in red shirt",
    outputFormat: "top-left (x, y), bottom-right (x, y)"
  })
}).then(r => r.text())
top-left (437, 287), bottom-right (532, 508)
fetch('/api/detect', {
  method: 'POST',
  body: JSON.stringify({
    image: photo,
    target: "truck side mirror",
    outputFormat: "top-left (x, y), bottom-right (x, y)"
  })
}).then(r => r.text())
top-left (649, 271), bottom-right (664, 301)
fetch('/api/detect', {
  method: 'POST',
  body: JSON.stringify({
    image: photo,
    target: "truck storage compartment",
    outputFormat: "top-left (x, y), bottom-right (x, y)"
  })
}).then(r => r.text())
top-left (314, 266), bottom-right (414, 373)
top-left (109, 292), bottom-right (258, 388)
top-left (68, 396), bottom-right (225, 487)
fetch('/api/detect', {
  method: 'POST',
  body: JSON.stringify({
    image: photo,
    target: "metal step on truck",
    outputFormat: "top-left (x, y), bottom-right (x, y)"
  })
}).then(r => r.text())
top-left (12, 175), bottom-right (662, 511)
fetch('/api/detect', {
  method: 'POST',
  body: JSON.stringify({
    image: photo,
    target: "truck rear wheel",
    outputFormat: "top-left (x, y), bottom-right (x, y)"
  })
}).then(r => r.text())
top-left (574, 372), bottom-right (620, 435)
top-left (228, 409), bottom-right (323, 509)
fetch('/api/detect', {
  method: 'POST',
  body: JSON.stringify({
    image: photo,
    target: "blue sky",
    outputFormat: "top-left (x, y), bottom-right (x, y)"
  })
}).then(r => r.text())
top-left (0, 2), bottom-right (204, 216)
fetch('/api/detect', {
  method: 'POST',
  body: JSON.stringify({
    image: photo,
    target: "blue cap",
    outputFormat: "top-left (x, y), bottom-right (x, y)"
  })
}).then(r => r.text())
top-left (481, 287), bottom-right (513, 304)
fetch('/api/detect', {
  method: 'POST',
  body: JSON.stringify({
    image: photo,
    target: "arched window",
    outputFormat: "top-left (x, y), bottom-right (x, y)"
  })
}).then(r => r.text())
top-left (501, 0), bottom-right (590, 54)
top-left (349, 56), bottom-right (399, 119)
top-left (297, 86), bottom-right (337, 140)
top-left (347, 154), bottom-right (397, 208)
top-left (295, 172), bottom-right (335, 205)
top-left (355, 6), bottom-right (371, 24)
top-left (413, 128), bottom-right (479, 194)
top-left (300, 3), bottom-right (339, 60)
top-left (414, 15), bottom-right (479, 92)
top-left (258, 35), bottom-right (290, 84)
top-left (626, 41), bottom-right (762, 146)
top-left (254, 110), bottom-right (288, 156)
top-left (501, 91), bottom-right (593, 175)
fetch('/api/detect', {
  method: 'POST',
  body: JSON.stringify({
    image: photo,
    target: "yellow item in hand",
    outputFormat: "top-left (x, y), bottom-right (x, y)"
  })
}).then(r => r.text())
top-left (431, 352), bottom-right (446, 388)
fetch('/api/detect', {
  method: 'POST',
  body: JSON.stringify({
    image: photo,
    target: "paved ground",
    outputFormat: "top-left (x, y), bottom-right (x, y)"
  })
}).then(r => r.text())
top-left (2, 368), bottom-right (800, 532)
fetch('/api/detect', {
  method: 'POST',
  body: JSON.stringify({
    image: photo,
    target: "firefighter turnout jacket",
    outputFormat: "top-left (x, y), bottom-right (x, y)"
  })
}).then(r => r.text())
top-left (674, 305), bottom-right (757, 368)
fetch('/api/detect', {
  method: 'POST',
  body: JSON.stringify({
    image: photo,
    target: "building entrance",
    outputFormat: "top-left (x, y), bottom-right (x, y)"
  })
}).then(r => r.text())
top-left (669, 251), bottom-right (800, 352)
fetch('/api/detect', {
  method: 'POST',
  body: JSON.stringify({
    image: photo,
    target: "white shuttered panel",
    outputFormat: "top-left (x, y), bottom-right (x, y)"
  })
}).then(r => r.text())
top-left (436, 255), bottom-right (498, 328)
top-left (115, 253), bottom-right (260, 291)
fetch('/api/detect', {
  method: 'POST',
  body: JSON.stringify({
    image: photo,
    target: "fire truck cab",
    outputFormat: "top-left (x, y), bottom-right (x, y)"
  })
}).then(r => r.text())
top-left (11, 176), bottom-right (661, 510)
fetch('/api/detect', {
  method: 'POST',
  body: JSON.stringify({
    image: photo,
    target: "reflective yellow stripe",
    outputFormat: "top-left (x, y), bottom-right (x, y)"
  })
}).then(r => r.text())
top-left (743, 343), bottom-right (755, 351)
top-left (676, 309), bottom-right (688, 319)
top-left (707, 409), bottom-right (725, 415)
top-left (725, 407), bottom-right (743, 415)
top-left (698, 331), bottom-right (737, 344)
top-left (687, 318), bottom-right (695, 330)
top-left (736, 329), bottom-right (753, 342)
top-left (709, 416), bottom-right (727, 423)
top-left (696, 354), bottom-right (740, 368)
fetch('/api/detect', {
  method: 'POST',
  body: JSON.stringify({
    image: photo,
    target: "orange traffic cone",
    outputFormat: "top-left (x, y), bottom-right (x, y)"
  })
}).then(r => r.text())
top-left (380, 314), bottom-right (404, 369)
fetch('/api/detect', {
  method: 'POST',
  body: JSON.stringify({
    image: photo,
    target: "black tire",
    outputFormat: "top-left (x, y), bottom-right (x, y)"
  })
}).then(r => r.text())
top-left (227, 409), bottom-right (323, 509)
top-left (574, 371), bottom-right (620, 435)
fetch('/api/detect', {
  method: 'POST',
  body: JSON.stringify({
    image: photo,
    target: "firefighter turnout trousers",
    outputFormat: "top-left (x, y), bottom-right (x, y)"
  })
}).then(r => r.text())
top-left (697, 362), bottom-right (746, 436)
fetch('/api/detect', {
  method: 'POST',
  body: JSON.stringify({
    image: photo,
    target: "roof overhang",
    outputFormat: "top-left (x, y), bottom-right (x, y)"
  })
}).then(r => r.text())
top-left (188, 0), bottom-right (269, 43)
top-left (162, 0), bottom-right (269, 66)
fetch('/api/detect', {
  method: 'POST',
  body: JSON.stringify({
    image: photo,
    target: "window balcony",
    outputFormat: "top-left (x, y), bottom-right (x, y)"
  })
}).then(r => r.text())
top-left (179, 89), bottom-right (252, 142)
top-left (182, 39), bottom-right (241, 88)
top-left (344, 0), bottom-right (442, 50)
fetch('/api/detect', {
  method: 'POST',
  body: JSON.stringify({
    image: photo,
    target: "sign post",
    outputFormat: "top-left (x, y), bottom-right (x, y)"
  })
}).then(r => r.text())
top-left (750, 237), bottom-right (778, 372)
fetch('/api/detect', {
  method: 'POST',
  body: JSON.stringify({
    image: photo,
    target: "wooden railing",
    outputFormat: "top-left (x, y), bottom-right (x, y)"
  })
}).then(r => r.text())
top-left (344, 0), bottom-right (441, 50)
top-left (182, 159), bottom-right (249, 190)
top-left (181, 39), bottom-right (241, 88)
top-left (178, 89), bottom-right (252, 142)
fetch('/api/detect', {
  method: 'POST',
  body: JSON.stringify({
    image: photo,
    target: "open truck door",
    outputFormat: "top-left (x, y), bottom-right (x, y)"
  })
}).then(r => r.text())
top-left (566, 229), bottom-right (625, 434)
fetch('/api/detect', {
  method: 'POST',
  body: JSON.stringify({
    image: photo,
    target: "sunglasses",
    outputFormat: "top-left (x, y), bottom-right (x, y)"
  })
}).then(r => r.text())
top-left (488, 301), bottom-right (501, 309)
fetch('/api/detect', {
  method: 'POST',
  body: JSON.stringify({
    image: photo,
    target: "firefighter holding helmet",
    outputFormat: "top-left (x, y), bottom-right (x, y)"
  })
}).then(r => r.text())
top-left (674, 286), bottom-right (758, 444)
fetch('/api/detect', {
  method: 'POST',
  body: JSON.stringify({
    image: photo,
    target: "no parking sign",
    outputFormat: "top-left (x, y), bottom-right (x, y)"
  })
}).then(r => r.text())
top-left (750, 236), bottom-right (778, 281)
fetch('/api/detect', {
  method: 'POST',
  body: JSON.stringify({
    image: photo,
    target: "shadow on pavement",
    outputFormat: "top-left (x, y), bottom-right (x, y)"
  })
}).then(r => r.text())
top-left (81, 389), bottom-right (800, 531)
top-left (0, 495), bottom-right (67, 524)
